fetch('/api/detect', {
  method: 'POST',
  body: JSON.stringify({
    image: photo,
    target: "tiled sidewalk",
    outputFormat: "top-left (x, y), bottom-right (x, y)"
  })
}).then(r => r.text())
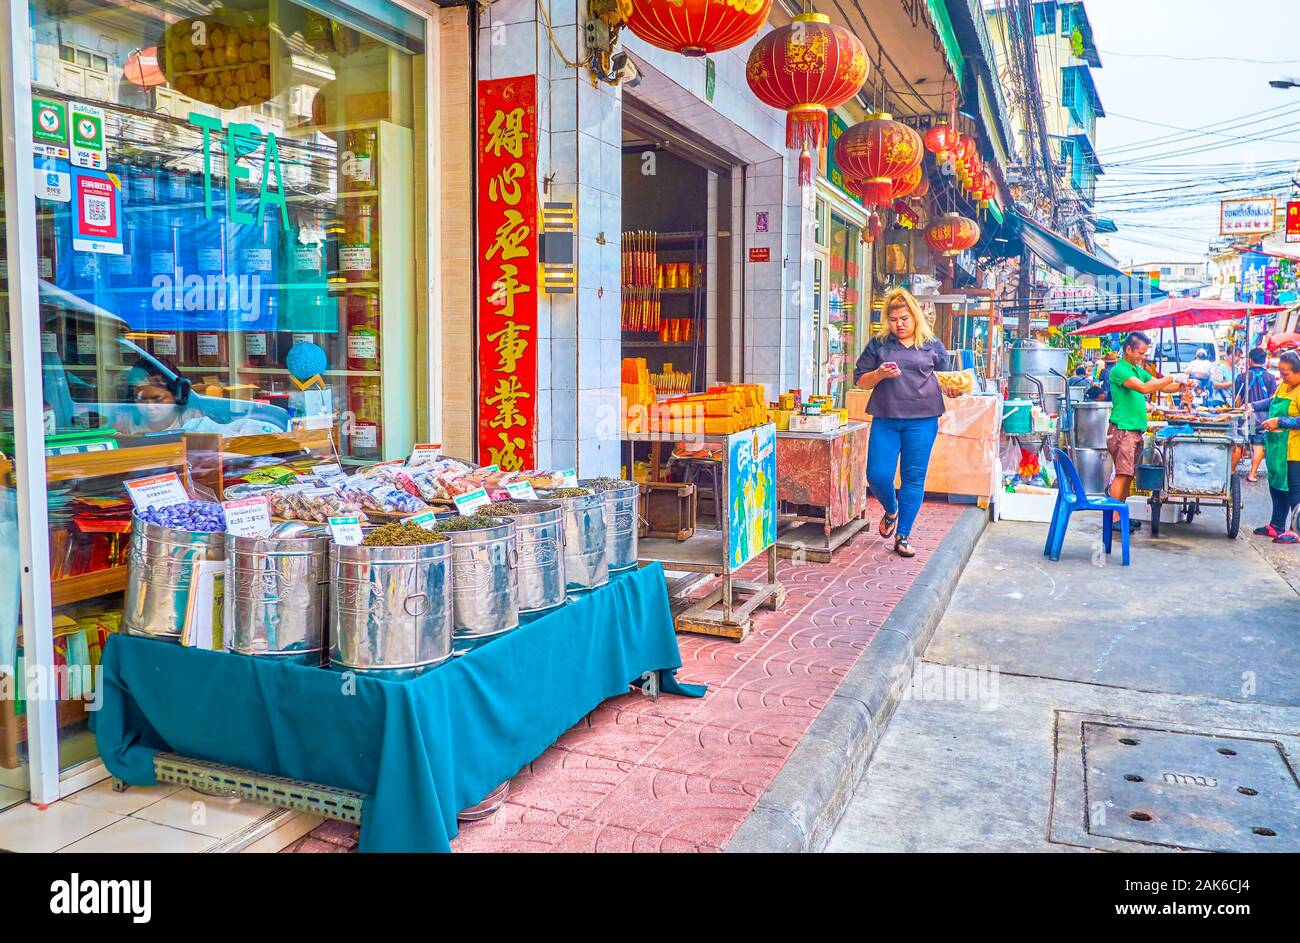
top-left (286, 499), bottom-right (964, 853)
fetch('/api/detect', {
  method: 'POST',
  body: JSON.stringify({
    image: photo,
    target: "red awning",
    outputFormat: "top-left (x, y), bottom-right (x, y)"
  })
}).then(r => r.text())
top-left (1070, 297), bottom-right (1285, 336)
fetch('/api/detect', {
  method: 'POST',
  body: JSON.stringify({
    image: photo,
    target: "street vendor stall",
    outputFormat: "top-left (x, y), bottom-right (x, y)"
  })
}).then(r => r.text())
top-left (774, 420), bottom-right (871, 561)
top-left (624, 423), bottom-right (783, 640)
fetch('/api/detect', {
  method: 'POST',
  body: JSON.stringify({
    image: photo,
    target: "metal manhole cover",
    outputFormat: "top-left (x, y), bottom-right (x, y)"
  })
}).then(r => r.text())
top-left (1083, 722), bottom-right (1299, 852)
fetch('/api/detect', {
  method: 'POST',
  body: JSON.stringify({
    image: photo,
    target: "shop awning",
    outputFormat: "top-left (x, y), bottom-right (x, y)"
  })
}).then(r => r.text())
top-left (1014, 213), bottom-right (1166, 315)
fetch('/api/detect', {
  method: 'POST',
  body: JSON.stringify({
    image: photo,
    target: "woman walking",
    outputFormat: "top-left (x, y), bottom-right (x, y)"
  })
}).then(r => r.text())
top-left (854, 289), bottom-right (957, 558)
top-left (1255, 350), bottom-right (1300, 543)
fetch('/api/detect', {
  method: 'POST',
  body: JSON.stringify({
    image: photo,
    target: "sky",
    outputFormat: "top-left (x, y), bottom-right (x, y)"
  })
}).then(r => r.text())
top-left (1082, 0), bottom-right (1300, 266)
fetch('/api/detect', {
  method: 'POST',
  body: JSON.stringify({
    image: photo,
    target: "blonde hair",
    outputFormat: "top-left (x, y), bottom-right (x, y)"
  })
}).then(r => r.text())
top-left (877, 288), bottom-right (936, 345)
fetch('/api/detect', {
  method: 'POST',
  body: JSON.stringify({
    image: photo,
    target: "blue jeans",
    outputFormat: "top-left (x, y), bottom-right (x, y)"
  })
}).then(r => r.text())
top-left (867, 416), bottom-right (940, 539)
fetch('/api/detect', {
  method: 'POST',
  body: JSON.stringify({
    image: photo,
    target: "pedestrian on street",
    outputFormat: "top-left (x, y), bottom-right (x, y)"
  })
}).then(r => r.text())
top-left (1255, 350), bottom-right (1300, 543)
top-left (1234, 347), bottom-right (1278, 483)
top-left (1106, 332), bottom-right (1187, 521)
top-left (854, 288), bottom-right (960, 559)
top-left (1097, 350), bottom-right (1119, 401)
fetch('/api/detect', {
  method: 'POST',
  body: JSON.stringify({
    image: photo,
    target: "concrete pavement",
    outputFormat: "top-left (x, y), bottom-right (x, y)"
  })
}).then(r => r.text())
top-left (826, 507), bottom-right (1300, 853)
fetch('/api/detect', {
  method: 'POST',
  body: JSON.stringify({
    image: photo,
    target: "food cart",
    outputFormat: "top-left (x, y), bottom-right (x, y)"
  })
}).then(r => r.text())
top-left (774, 420), bottom-right (871, 561)
top-left (1142, 412), bottom-right (1246, 538)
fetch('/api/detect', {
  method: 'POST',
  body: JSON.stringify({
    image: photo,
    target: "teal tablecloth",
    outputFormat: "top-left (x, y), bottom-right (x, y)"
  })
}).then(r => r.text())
top-left (94, 562), bottom-right (700, 852)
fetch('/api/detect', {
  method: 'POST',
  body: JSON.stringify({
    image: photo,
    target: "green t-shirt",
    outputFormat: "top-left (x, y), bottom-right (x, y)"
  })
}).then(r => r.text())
top-left (1109, 359), bottom-right (1153, 431)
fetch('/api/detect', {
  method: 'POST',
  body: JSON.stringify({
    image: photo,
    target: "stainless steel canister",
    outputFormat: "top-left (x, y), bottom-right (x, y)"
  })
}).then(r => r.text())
top-left (224, 532), bottom-right (331, 664)
top-left (443, 517), bottom-right (520, 638)
top-left (123, 518), bottom-right (226, 644)
top-left (542, 490), bottom-right (608, 593)
top-left (1071, 402), bottom-right (1113, 450)
top-left (330, 539), bottom-right (454, 679)
top-left (581, 479), bottom-right (639, 571)
top-left (1069, 447), bottom-right (1115, 495)
top-left (488, 501), bottom-right (566, 613)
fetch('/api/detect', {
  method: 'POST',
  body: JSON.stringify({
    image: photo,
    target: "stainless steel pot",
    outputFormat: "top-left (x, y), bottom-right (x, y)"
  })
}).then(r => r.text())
top-left (487, 501), bottom-right (565, 613)
top-left (123, 518), bottom-right (226, 644)
top-left (1072, 402), bottom-right (1113, 450)
top-left (581, 479), bottom-right (639, 571)
top-left (330, 539), bottom-right (454, 679)
top-left (224, 532), bottom-right (331, 665)
top-left (443, 517), bottom-right (520, 639)
top-left (542, 489), bottom-right (609, 592)
top-left (1070, 447), bottom-right (1114, 495)
top-left (1009, 340), bottom-right (1070, 384)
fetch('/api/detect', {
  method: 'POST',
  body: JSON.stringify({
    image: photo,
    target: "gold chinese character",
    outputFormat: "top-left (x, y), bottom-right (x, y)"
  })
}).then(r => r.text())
top-left (486, 319), bottom-right (531, 373)
top-left (487, 431), bottom-right (527, 471)
top-left (489, 161), bottom-right (526, 206)
top-left (486, 210), bottom-right (531, 262)
top-left (485, 375), bottom-right (531, 430)
top-left (489, 263), bottom-right (531, 319)
top-left (485, 107), bottom-right (528, 160)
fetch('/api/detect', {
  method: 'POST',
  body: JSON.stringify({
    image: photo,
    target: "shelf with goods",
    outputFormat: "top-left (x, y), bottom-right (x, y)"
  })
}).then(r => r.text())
top-left (620, 230), bottom-right (706, 396)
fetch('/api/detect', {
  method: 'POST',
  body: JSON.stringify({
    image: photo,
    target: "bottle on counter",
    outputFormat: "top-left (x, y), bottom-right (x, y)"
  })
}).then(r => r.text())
top-left (244, 329), bottom-right (274, 367)
top-left (345, 292), bottom-right (380, 372)
top-left (347, 378), bottom-right (382, 460)
top-left (195, 330), bottom-right (226, 368)
top-left (343, 127), bottom-right (377, 191)
top-left (338, 199), bottom-right (376, 283)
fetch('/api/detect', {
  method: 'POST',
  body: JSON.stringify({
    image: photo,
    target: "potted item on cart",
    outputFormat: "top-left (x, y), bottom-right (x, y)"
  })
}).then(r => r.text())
top-left (330, 522), bottom-right (454, 679)
top-left (224, 522), bottom-right (331, 666)
top-left (484, 499), bottom-right (566, 613)
top-left (538, 487), bottom-right (609, 592)
top-left (432, 514), bottom-right (520, 639)
top-left (123, 501), bottom-right (228, 646)
top-left (580, 477), bottom-right (640, 570)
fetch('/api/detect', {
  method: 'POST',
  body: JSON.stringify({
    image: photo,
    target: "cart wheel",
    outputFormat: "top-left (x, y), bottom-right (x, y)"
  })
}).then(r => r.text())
top-left (1149, 497), bottom-right (1161, 537)
top-left (1227, 475), bottom-right (1242, 539)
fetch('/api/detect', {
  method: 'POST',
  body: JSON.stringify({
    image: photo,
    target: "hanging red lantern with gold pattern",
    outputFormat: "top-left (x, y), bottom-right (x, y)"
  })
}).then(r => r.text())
top-left (909, 174), bottom-right (930, 200)
top-left (621, 0), bottom-right (773, 58)
top-left (834, 112), bottom-right (923, 208)
top-left (924, 122), bottom-right (958, 163)
top-left (924, 212), bottom-right (981, 256)
top-left (891, 164), bottom-right (924, 200)
top-left (952, 133), bottom-right (976, 176)
top-left (746, 13), bottom-right (868, 185)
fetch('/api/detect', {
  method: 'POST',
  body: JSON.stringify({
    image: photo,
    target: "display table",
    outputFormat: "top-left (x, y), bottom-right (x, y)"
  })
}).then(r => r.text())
top-left (625, 425), bottom-right (784, 640)
top-left (775, 421), bottom-right (871, 561)
top-left (93, 563), bottom-right (701, 853)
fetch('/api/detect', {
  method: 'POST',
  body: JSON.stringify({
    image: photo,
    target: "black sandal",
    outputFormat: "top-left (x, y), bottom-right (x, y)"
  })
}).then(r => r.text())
top-left (894, 536), bottom-right (916, 558)
top-left (878, 511), bottom-right (898, 539)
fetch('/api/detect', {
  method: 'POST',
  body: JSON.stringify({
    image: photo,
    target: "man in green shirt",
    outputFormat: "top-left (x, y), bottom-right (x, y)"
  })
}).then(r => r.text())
top-left (1107, 331), bottom-right (1187, 506)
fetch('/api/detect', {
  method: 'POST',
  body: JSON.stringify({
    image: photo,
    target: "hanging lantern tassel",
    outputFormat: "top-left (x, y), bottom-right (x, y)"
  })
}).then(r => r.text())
top-left (788, 105), bottom-right (829, 186)
top-left (799, 142), bottom-right (813, 187)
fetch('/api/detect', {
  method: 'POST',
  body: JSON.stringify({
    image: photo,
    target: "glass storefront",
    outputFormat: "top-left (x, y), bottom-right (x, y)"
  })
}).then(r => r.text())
top-left (813, 197), bottom-right (865, 407)
top-left (1, 0), bottom-right (431, 794)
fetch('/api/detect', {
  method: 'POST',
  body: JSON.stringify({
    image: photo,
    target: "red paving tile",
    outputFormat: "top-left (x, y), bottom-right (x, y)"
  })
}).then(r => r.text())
top-left (297, 497), bottom-right (961, 853)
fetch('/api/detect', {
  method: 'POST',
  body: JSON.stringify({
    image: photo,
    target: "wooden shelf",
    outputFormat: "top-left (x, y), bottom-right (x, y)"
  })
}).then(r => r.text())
top-left (45, 441), bottom-right (187, 484)
top-left (52, 566), bottom-right (128, 608)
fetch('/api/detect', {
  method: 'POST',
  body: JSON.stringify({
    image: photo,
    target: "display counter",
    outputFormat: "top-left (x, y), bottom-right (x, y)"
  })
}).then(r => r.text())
top-left (774, 421), bottom-right (871, 561)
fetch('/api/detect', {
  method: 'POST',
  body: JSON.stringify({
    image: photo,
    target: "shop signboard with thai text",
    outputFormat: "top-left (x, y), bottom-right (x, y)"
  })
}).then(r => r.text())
top-left (1287, 200), bottom-right (1300, 244)
top-left (476, 75), bottom-right (539, 470)
top-left (1219, 197), bottom-right (1275, 236)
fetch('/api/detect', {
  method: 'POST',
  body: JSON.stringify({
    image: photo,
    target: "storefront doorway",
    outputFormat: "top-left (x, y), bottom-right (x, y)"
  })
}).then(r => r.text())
top-left (812, 194), bottom-right (867, 407)
top-left (0, 0), bottom-right (440, 806)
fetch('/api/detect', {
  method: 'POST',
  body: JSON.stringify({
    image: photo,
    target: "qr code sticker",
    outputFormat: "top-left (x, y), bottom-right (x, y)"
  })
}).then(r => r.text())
top-left (84, 194), bottom-right (109, 223)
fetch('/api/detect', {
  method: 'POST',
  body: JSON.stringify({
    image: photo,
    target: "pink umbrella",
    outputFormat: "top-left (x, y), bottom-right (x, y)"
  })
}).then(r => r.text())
top-left (1069, 297), bottom-right (1285, 337)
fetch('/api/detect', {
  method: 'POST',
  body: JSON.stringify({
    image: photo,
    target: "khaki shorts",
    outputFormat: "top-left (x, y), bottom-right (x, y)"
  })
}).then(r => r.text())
top-left (1106, 424), bottom-right (1144, 477)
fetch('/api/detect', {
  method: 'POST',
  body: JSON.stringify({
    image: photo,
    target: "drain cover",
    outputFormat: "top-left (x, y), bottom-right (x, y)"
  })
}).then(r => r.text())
top-left (1083, 722), bottom-right (1299, 852)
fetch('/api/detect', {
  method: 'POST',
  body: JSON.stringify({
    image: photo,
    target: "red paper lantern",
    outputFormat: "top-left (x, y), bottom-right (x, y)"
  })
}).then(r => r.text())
top-left (910, 174), bottom-right (930, 199)
top-left (622, 0), bottom-right (773, 58)
top-left (975, 169), bottom-right (996, 208)
top-left (924, 123), bottom-right (958, 163)
top-left (952, 133), bottom-right (976, 175)
top-left (891, 164), bottom-right (924, 200)
top-left (746, 13), bottom-right (868, 185)
top-left (834, 113), bottom-right (923, 208)
top-left (924, 212), bottom-right (980, 256)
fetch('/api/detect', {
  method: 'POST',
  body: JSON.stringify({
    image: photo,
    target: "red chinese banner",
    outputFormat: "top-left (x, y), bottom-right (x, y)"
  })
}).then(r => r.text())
top-left (476, 75), bottom-right (538, 470)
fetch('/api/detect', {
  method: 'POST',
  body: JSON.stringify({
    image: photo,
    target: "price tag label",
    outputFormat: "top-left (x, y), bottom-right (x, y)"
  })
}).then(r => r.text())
top-left (328, 515), bottom-right (364, 546)
top-left (405, 510), bottom-right (438, 530)
top-left (505, 480), bottom-right (538, 500)
top-left (312, 462), bottom-right (343, 479)
top-left (222, 497), bottom-right (272, 538)
top-left (408, 443), bottom-right (442, 465)
top-left (560, 468), bottom-right (579, 487)
top-left (481, 464), bottom-right (500, 473)
top-left (453, 487), bottom-right (491, 516)
top-left (124, 472), bottom-right (189, 510)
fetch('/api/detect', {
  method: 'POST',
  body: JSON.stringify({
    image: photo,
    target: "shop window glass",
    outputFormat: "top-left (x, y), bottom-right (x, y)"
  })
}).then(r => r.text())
top-left (23, 0), bottom-right (428, 772)
top-left (819, 213), bottom-right (862, 407)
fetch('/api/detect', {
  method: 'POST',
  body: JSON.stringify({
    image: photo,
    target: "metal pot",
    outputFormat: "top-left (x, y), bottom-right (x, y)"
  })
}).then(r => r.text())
top-left (580, 479), bottom-right (639, 571)
top-left (1009, 340), bottom-right (1070, 384)
top-left (123, 518), bottom-right (226, 644)
top-left (330, 539), bottom-right (454, 679)
top-left (1070, 447), bottom-right (1114, 495)
top-left (441, 516), bottom-right (519, 639)
top-left (224, 532), bottom-right (331, 665)
top-left (486, 500), bottom-right (566, 613)
top-left (1071, 402), bottom-right (1113, 449)
top-left (541, 489), bottom-right (609, 592)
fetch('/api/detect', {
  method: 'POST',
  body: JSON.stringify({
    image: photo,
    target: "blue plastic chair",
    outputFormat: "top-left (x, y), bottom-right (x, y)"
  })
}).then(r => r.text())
top-left (1043, 447), bottom-right (1130, 565)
